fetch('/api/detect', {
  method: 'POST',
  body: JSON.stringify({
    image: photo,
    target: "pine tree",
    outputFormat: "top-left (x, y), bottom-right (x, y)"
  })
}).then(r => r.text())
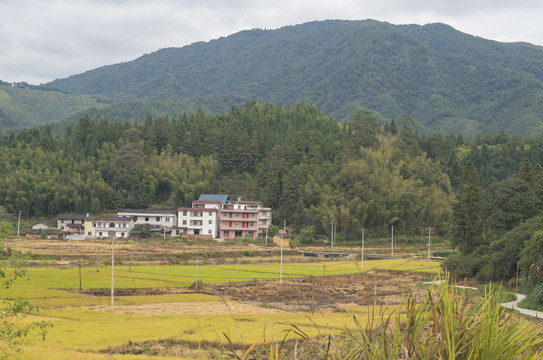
top-left (452, 161), bottom-right (484, 254)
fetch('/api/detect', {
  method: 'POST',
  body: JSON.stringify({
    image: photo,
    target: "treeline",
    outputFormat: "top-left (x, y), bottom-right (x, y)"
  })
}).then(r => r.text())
top-left (1, 102), bottom-right (543, 243)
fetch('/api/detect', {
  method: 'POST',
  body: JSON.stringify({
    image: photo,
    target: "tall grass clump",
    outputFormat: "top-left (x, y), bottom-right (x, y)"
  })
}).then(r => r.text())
top-left (211, 277), bottom-right (541, 359)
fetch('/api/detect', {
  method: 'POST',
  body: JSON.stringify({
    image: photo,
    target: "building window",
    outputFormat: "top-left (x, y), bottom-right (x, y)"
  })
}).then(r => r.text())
top-left (262, 212), bottom-right (267, 216)
top-left (208, 230), bottom-right (211, 234)
top-left (121, 233), bottom-right (125, 237)
top-left (209, 212), bottom-right (212, 216)
top-left (99, 232), bottom-right (103, 237)
top-left (183, 220), bottom-right (187, 225)
top-left (145, 217), bottom-right (149, 221)
top-left (209, 220), bottom-right (212, 224)
top-left (176, 230), bottom-right (179, 235)
top-left (251, 213), bottom-right (256, 217)
top-left (88, 232), bottom-right (91, 236)
top-left (156, 217), bottom-right (160, 222)
top-left (235, 222), bottom-right (239, 227)
top-left (183, 211), bottom-right (187, 216)
top-left (166, 217), bottom-right (170, 222)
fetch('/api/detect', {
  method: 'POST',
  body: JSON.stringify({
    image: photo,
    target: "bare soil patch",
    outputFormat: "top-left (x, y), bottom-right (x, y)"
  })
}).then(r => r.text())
top-left (210, 272), bottom-right (429, 311)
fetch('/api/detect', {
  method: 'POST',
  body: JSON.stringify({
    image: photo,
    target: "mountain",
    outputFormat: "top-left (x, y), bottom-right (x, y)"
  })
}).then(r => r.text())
top-left (6, 20), bottom-right (543, 135)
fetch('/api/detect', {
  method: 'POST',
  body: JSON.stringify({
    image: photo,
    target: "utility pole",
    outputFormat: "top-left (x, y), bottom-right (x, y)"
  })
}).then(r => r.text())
top-left (361, 229), bottom-right (365, 269)
top-left (516, 262), bottom-right (519, 293)
top-left (426, 227), bottom-right (433, 260)
top-left (17, 211), bottom-right (21, 237)
top-left (330, 219), bottom-right (334, 248)
top-left (195, 257), bottom-right (199, 290)
top-left (111, 238), bottom-right (114, 306)
top-left (78, 263), bottom-right (82, 292)
top-left (96, 249), bottom-right (99, 272)
top-left (280, 220), bottom-right (285, 283)
top-left (265, 226), bottom-right (268, 245)
top-left (391, 224), bottom-right (394, 255)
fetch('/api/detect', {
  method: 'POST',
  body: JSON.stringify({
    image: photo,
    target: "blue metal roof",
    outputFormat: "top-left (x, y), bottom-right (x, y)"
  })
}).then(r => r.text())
top-left (198, 194), bottom-right (230, 203)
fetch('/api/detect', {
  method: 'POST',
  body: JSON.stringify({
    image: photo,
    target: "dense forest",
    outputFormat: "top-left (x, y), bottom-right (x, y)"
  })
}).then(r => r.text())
top-left (2, 101), bottom-right (543, 243)
top-left (5, 20), bottom-right (543, 135)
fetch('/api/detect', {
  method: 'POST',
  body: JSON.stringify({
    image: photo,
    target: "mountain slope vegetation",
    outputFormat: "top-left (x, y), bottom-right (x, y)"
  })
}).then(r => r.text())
top-left (42, 20), bottom-right (543, 135)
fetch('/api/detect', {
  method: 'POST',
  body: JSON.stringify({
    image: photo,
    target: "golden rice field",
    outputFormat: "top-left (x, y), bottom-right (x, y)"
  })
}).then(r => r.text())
top-left (5, 259), bottom-right (441, 359)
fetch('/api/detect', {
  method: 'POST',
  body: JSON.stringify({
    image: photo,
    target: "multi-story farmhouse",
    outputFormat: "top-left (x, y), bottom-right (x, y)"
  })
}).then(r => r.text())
top-left (83, 215), bottom-right (134, 239)
top-left (177, 194), bottom-right (272, 240)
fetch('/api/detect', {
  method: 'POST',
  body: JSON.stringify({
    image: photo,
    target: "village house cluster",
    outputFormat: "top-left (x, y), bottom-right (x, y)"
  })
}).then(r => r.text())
top-left (27, 194), bottom-right (272, 241)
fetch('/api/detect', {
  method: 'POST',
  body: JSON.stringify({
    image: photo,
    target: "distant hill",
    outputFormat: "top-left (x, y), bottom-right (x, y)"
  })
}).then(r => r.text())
top-left (0, 84), bottom-right (106, 133)
top-left (6, 19), bottom-right (543, 135)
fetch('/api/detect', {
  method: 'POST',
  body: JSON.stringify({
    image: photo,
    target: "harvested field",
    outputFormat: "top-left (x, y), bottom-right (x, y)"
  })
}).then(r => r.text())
top-left (86, 300), bottom-right (283, 316)
top-left (211, 272), bottom-right (428, 311)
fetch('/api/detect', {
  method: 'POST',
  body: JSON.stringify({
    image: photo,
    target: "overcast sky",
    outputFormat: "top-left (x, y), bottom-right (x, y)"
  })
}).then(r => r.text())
top-left (2, 0), bottom-right (543, 85)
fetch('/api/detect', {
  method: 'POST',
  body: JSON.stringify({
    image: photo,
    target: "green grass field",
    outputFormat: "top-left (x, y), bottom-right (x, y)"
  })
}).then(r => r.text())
top-left (6, 259), bottom-right (441, 359)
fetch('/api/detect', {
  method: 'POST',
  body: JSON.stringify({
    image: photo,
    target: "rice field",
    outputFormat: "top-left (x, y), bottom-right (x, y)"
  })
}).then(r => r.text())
top-left (6, 259), bottom-right (440, 359)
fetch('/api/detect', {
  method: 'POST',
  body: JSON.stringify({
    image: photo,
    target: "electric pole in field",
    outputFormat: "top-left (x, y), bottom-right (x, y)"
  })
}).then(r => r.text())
top-left (280, 220), bottom-right (285, 283)
top-left (330, 219), bottom-right (335, 248)
top-left (361, 229), bottom-right (365, 269)
top-left (426, 227), bottom-right (433, 260)
top-left (391, 224), bottom-right (394, 255)
top-left (111, 238), bottom-right (115, 306)
top-left (17, 211), bottom-right (21, 237)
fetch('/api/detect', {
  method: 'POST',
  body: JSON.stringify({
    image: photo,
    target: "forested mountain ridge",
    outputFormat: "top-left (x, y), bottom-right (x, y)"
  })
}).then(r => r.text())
top-left (38, 19), bottom-right (543, 135)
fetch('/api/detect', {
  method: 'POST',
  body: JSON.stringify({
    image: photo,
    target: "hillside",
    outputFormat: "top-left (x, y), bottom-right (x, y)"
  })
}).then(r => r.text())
top-left (0, 84), bottom-right (106, 133)
top-left (4, 20), bottom-right (543, 135)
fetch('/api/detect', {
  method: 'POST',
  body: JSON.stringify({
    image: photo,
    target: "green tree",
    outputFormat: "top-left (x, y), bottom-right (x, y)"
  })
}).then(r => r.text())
top-left (452, 161), bottom-right (484, 254)
top-left (0, 223), bottom-right (51, 358)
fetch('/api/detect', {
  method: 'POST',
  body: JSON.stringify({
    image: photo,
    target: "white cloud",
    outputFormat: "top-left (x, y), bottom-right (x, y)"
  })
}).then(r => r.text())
top-left (1, 0), bottom-right (543, 84)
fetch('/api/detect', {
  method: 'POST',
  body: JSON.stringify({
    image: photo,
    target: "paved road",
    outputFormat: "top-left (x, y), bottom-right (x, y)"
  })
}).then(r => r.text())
top-left (501, 293), bottom-right (543, 319)
top-left (427, 281), bottom-right (543, 319)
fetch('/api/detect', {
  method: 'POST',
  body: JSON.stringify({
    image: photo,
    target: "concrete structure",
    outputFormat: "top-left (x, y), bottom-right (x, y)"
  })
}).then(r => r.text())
top-left (57, 213), bottom-right (89, 231)
top-left (176, 194), bottom-right (272, 240)
top-left (117, 209), bottom-right (176, 227)
top-left (219, 201), bottom-right (259, 239)
top-left (177, 206), bottom-right (219, 238)
top-left (31, 221), bottom-right (56, 230)
top-left (84, 216), bottom-right (134, 239)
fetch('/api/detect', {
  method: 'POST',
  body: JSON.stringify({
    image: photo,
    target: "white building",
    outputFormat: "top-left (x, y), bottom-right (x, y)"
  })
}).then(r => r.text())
top-left (177, 201), bottom-right (220, 238)
top-left (117, 209), bottom-right (176, 227)
top-left (84, 216), bottom-right (134, 239)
